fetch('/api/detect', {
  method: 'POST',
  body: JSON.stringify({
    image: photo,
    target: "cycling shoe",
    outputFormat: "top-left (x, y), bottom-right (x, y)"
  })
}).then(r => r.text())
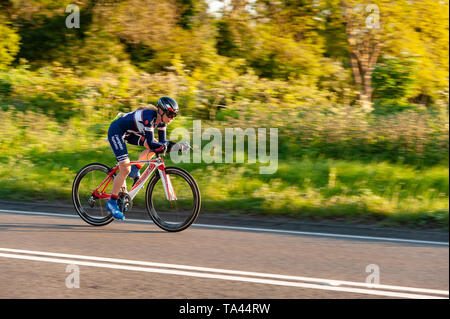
top-left (106, 198), bottom-right (125, 220)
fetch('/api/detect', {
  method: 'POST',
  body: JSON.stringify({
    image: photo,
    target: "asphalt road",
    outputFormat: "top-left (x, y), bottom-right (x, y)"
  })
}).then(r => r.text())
top-left (0, 201), bottom-right (448, 300)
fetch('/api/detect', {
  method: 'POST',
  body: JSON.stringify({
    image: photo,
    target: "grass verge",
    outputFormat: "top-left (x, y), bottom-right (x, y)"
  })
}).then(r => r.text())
top-left (0, 147), bottom-right (447, 230)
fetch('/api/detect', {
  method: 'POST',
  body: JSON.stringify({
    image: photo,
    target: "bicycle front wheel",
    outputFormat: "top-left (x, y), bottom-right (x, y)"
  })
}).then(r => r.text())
top-left (145, 166), bottom-right (201, 232)
top-left (72, 163), bottom-right (115, 226)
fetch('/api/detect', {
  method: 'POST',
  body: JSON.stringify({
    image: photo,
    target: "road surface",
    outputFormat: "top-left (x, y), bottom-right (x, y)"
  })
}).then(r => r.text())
top-left (0, 201), bottom-right (448, 300)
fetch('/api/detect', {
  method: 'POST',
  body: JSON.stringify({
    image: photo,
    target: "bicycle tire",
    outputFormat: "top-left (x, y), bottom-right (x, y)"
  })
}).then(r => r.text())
top-left (145, 166), bottom-right (201, 232)
top-left (72, 163), bottom-right (115, 226)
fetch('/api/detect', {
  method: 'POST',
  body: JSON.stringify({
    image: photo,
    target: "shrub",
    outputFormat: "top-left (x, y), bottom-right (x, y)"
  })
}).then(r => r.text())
top-left (0, 21), bottom-right (20, 70)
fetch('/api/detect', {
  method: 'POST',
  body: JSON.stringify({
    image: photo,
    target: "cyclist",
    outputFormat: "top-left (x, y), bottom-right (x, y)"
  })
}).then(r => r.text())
top-left (106, 96), bottom-right (179, 220)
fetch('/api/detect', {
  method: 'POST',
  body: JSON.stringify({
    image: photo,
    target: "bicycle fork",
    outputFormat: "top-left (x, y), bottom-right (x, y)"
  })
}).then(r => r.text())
top-left (158, 165), bottom-right (177, 201)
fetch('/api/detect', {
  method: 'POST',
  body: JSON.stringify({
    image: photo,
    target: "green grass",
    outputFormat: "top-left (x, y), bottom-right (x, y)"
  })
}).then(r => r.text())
top-left (0, 106), bottom-right (447, 230)
top-left (0, 146), bottom-right (447, 229)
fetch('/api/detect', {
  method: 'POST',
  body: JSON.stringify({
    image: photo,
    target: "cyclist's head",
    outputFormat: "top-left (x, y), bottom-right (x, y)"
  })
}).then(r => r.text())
top-left (156, 97), bottom-right (179, 119)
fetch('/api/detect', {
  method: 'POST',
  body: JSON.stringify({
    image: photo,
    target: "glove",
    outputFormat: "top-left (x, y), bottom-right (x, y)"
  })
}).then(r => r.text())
top-left (167, 141), bottom-right (177, 152)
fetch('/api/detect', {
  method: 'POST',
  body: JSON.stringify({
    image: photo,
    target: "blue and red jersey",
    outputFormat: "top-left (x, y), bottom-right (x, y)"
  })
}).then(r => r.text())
top-left (108, 109), bottom-right (168, 162)
top-left (117, 109), bottom-right (167, 148)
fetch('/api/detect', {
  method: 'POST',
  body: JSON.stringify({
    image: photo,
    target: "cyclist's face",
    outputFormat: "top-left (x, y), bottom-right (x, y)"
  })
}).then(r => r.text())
top-left (162, 112), bottom-right (174, 124)
top-left (157, 109), bottom-right (175, 125)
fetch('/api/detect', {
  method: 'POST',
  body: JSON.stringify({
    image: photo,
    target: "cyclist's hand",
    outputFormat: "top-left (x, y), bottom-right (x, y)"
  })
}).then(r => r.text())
top-left (167, 141), bottom-right (177, 152)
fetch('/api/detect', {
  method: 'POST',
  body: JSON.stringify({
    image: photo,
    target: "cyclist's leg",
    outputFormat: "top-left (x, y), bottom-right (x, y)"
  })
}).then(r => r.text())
top-left (111, 159), bottom-right (131, 194)
top-left (108, 126), bottom-right (131, 194)
top-left (124, 133), bottom-right (153, 160)
top-left (107, 123), bottom-right (131, 219)
top-left (123, 132), bottom-right (143, 146)
top-left (139, 140), bottom-right (155, 161)
top-left (124, 133), bottom-right (148, 178)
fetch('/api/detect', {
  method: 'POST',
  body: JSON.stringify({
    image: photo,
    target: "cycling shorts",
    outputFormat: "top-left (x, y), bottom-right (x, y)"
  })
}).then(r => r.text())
top-left (108, 121), bottom-right (129, 163)
top-left (123, 132), bottom-right (146, 146)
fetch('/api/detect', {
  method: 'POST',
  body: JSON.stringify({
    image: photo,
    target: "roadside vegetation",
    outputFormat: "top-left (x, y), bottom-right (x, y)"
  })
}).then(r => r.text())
top-left (0, 0), bottom-right (448, 229)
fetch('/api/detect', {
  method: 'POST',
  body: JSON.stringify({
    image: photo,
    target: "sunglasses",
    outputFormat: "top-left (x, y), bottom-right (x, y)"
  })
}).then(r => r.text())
top-left (165, 107), bottom-right (178, 119)
top-left (158, 107), bottom-right (178, 119)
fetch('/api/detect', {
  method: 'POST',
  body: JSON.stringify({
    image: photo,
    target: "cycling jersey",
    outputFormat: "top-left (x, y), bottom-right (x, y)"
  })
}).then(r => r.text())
top-left (108, 109), bottom-right (168, 162)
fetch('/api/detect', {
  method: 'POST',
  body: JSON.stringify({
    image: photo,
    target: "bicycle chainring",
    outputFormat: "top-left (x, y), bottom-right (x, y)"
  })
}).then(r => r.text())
top-left (117, 192), bottom-right (133, 214)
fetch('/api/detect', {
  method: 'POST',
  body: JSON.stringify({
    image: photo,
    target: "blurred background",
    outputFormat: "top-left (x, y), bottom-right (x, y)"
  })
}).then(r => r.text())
top-left (0, 0), bottom-right (448, 229)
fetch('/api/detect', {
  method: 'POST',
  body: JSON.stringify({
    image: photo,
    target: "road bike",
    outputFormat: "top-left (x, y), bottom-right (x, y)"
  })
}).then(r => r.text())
top-left (72, 145), bottom-right (201, 232)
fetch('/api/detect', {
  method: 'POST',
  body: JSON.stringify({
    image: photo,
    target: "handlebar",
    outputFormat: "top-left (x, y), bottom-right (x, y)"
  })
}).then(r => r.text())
top-left (154, 140), bottom-right (192, 157)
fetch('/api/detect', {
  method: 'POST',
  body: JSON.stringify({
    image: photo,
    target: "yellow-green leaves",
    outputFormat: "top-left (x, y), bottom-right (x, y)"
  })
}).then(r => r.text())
top-left (0, 21), bottom-right (20, 70)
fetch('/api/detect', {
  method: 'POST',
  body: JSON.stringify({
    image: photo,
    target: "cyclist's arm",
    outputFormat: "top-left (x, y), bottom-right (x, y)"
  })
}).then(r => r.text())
top-left (143, 128), bottom-right (167, 151)
top-left (139, 111), bottom-right (168, 151)
top-left (157, 123), bottom-right (168, 144)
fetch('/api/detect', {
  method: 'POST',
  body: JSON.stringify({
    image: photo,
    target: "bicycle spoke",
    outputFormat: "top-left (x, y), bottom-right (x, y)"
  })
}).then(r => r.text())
top-left (146, 167), bottom-right (200, 232)
top-left (152, 175), bottom-right (193, 223)
top-left (73, 164), bottom-right (114, 226)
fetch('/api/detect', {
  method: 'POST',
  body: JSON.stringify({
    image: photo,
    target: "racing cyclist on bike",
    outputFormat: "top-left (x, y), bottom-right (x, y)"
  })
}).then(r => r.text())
top-left (106, 96), bottom-right (179, 220)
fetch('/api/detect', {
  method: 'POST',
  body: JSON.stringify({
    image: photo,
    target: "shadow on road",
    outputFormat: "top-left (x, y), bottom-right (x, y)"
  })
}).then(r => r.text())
top-left (0, 222), bottom-right (165, 234)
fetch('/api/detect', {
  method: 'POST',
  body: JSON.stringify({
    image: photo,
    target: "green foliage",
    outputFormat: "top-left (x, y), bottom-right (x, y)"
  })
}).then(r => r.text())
top-left (122, 41), bottom-right (156, 71)
top-left (372, 57), bottom-right (416, 101)
top-left (377, 0), bottom-right (449, 104)
top-left (215, 1), bottom-right (330, 81)
top-left (0, 21), bottom-right (20, 69)
top-left (221, 96), bottom-right (449, 166)
top-left (1, 63), bottom-right (85, 119)
top-left (216, 20), bottom-right (240, 57)
top-left (0, 108), bottom-right (447, 227)
top-left (176, 0), bottom-right (205, 29)
top-left (0, 77), bottom-right (13, 96)
top-left (13, 1), bottom-right (94, 65)
top-left (372, 56), bottom-right (418, 115)
top-left (372, 100), bottom-right (416, 116)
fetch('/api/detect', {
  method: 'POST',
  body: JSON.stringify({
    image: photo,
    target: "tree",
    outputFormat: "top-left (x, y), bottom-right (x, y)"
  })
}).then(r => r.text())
top-left (338, 0), bottom-right (449, 110)
top-left (99, 0), bottom-right (178, 47)
top-left (380, 0), bottom-right (449, 106)
top-left (215, 0), bottom-right (256, 59)
top-left (215, 0), bottom-right (335, 80)
top-left (340, 1), bottom-right (382, 111)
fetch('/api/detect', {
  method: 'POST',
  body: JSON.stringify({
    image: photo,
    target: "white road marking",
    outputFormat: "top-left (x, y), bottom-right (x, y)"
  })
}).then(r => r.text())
top-left (0, 208), bottom-right (448, 246)
top-left (0, 248), bottom-right (448, 299)
top-left (0, 247), bottom-right (447, 296)
top-left (0, 209), bottom-right (79, 219)
top-left (191, 223), bottom-right (450, 246)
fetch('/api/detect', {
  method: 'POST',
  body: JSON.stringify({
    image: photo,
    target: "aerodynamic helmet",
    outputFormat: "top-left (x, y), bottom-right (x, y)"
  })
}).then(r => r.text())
top-left (156, 96), bottom-right (179, 118)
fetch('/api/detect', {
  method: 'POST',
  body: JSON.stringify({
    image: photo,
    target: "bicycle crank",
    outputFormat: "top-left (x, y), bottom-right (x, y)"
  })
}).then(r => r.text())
top-left (117, 192), bottom-right (133, 214)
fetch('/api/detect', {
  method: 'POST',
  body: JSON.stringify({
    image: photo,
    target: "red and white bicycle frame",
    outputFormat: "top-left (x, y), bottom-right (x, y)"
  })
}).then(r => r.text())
top-left (92, 157), bottom-right (177, 201)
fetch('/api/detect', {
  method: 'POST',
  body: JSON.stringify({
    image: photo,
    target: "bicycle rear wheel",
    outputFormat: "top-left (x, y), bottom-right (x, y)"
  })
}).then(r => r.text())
top-left (72, 163), bottom-right (115, 226)
top-left (145, 166), bottom-right (201, 232)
